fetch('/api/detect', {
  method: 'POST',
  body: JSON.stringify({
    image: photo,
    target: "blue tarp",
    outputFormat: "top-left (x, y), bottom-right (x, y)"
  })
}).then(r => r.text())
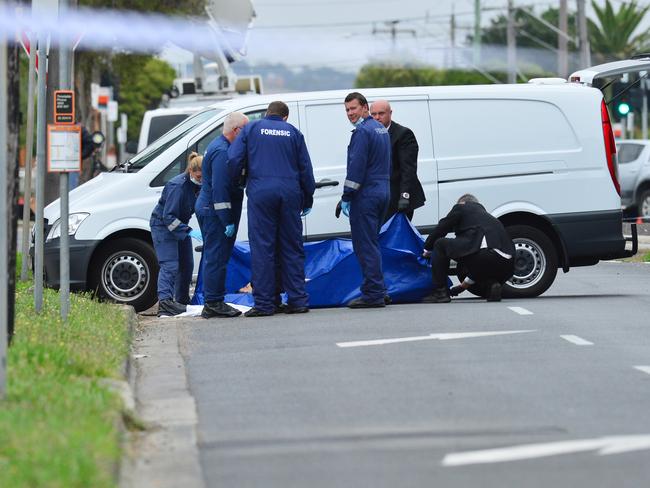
top-left (191, 213), bottom-right (449, 308)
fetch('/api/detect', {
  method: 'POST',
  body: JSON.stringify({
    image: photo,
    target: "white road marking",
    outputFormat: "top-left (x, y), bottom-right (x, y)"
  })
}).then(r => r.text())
top-left (442, 435), bottom-right (650, 466)
top-left (508, 306), bottom-right (534, 315)
top-left (634, 366), bottom-right (650, 376)
top-left (560, 335), bottom-right (594, 346)
top-left (336, 330), bottom-right (535, 348)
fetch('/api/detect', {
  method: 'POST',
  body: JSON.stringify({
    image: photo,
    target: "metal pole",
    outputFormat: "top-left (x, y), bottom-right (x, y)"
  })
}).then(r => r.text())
top-left (59, 0), bottom-right (70, 320)
top-left (20, 33), bottom-right (37, 282)
top-left (507, 0), bottom-right (517, 84)
top-left (34, 32), bottom-right (48, 313)
top-left (643, 79), bottom-right (648, 140)
top-left (577, 0), bottom-right (590, 68)
top-left (558, 0), bottom-right (568, 78)
top-left (473, 0), bottom-right (481, 67)
top-left (1, 17), bottom-right (9, 399)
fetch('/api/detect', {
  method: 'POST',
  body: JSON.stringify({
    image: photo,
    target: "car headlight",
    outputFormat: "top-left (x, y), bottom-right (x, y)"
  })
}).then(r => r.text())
top-left (46, 213), bottom-right (90, 242)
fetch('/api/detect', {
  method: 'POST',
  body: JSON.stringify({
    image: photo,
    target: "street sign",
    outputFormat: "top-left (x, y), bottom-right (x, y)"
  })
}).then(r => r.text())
top-left (54, 90), bottom-right (74, 124)
top-left (107, 100), bottom-right (118, 122)
top-left (47, 125), bottom-right (81, 172)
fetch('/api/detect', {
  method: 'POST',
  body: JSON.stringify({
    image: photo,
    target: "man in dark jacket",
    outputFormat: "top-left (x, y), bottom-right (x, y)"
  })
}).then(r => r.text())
top-left (422, 194), bottom-right (515, 303)
top-left (369, 99), bottom-right (425, 221)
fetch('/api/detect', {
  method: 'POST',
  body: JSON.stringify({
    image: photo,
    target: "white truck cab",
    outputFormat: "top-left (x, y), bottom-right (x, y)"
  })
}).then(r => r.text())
top-left (39, 58), bottom-right (643, 311)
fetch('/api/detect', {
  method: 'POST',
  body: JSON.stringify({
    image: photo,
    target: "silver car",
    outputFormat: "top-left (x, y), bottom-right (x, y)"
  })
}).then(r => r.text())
top-left (617, 140), bottom-right (650, 217)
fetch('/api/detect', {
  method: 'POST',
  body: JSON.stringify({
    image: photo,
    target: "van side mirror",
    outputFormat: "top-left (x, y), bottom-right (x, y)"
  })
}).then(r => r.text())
top-left (125, 140), bottom-right (138, 154)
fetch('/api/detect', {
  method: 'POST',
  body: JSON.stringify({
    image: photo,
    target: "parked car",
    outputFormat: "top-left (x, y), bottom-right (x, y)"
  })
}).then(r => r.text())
top-left (37, 57), bottom-right (644, 311)
top-left (616, 139), bottom-right (650, 217)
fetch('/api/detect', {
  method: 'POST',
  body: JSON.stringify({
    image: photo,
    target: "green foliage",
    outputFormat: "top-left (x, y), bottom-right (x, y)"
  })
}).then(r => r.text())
top-left (112, 55), bottom-right (176, 141)
top-left (644, 252), bottom-right (650, 263)
top-left (588, 0), bottom-right (650, 61)
top-left (473, 7), bottom-right (578, 52)
top-left (355, 65), bottom-right (550, 88)
top-left (0, 272), bottom-right (131, 487)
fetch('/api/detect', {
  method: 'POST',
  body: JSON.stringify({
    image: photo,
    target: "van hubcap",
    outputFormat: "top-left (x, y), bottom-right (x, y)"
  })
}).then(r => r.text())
top-left (101, 252), bottom-right (149, 302)
top-left (642, 195), bottom-right (650, 217)
top-left (509, 238), bottom-right (545, 289)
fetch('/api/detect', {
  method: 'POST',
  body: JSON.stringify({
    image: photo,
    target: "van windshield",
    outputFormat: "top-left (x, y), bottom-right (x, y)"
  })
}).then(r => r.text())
top-left (129, 108), bottom-right (222, 171)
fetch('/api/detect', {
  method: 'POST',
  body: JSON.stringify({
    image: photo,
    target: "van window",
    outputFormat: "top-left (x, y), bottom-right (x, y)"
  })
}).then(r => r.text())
top-left (429, 99), bottom-right (579, 159)
top-left (147, 114), bottom-right (191, 146)
top-left (303, 100), bottom-right (433, 169)
top-left (150, 151), bottom-right (187, 187)
top-left (129, 108), bottom-right (220, 172)
top-left (192, 109), bottom-right (266, 155)
top-left (617, 143), bottom-right (644, 164)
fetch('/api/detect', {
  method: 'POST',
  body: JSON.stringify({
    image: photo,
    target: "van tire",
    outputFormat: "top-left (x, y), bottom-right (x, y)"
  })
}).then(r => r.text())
top-left (638, 189), bottom-right (650, 218)
top-left (503, 225), bottom-right (558, 298)
top-left (88, 238), bottom-right (159, 312)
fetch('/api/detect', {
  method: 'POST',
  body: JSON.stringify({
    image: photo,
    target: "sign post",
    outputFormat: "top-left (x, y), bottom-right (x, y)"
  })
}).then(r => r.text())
top-left (1, 13), bottom-right (9, 399)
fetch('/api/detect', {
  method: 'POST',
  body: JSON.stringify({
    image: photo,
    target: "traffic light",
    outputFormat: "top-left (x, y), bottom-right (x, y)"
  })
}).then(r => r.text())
top-left (617, 101), bottom-right (631, 116)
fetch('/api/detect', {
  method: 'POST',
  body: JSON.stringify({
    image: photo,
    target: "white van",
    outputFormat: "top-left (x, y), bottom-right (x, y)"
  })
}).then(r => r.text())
top-left (40, 58), bottom-right (643, 312)
top-left (133, 106), bottom-right (201, 154)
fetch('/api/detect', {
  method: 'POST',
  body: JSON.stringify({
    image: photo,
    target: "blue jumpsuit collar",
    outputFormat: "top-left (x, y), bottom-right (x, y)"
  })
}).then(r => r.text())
top-left (265, 114), bottom-right (284, 121)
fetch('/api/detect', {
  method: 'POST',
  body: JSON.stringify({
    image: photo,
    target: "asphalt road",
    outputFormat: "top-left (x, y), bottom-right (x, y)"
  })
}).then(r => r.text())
top-left (173, 261), bottom-right (650, 487)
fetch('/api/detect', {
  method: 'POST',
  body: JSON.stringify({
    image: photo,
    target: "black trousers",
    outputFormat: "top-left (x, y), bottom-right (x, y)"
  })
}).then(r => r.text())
top-left (432, 238), bottom-right (514, 289)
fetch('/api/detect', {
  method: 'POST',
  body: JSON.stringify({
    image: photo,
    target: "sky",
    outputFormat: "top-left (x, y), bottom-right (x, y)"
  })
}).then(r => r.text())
top-left (162, 0), bottom-right (650, 75)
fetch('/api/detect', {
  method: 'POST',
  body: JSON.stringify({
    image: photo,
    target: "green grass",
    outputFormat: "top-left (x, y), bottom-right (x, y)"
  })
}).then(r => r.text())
top-left (644, 252), bottom-right (650, 263)
top-left (0, 256), bottom-right (131, 488)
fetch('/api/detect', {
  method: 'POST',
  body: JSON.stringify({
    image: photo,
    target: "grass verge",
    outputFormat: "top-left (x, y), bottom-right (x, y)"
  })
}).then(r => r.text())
top-left (0, 255), bottom-right (131, 488)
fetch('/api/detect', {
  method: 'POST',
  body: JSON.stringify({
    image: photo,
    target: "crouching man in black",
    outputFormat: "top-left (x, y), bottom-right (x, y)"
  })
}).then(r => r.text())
top-left (422, 194), bottom-right (515, 303)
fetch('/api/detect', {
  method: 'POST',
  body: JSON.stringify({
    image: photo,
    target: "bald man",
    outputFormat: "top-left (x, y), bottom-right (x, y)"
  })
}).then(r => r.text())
top-left (370, 100), bottom-right (425, 222)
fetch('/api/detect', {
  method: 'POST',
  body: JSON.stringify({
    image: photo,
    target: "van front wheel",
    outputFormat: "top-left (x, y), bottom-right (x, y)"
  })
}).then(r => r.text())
top-left (503, 225), bottom-right (558, 298)
top-left (89, 237), bottom-right (159, 312)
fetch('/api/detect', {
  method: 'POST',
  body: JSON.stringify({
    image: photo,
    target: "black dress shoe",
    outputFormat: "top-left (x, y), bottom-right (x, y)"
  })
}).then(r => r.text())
top-left (347, 297), bottom-right (385, 309)
top-left (158, 299), bottom-right (187, 316)
top-left (274, 303), bottom-right (289, 314)
top-left (421, 288), bottom-right (451, 304)
top-left (201, 301), bottom-right (242, 318)
top-left (286, 305), bottom-right (309, 314)
top-left (486, 282), bottom-right (502, 302)
top-left (384, 294), bottom-right (392, 305)
top-left (244, 307), bottom-right (274, 317)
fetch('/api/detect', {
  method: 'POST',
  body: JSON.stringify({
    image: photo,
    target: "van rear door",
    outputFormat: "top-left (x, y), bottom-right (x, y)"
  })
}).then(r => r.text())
top-left (569, 55), bottom-right (650, 85)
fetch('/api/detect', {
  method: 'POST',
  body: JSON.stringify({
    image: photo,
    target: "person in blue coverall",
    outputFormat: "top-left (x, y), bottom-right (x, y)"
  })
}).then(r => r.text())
top-left (228, 101), bottom-right (316, 317)
top-left (336, 92), bottom-right (392, 308)
top-left (195, 112), bottom-right (250, 318)
top-left (150, 152), bottom-right (203, 316)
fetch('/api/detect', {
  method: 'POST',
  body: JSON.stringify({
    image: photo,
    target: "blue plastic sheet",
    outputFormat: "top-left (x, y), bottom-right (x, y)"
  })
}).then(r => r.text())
top-left (191, 213), bottom-right (449, 308)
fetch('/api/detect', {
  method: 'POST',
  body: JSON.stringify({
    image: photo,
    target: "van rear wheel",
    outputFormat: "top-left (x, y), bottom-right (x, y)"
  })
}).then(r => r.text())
top-left (89, 237), bottom-right (159, 312)
top-left (503, 225), bottom-right (558, 298)
top-left (638, 189), bottom-right (650, 218)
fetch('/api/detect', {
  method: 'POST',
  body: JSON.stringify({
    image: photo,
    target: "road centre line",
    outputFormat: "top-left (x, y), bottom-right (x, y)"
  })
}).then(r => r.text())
top-left (336, 330), bottom-right (536, 348)
top-left (508, 306), bottom-right (534, 315)
top-left (560, 335), bottom-right (594, 346)
top-left (634, 366), bottom-right (650, 376)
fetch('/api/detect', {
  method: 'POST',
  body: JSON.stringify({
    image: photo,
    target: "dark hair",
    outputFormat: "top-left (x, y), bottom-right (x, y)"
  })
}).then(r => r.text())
top-left (266, 101), bottom-right (289, 118)
top-left (344, 92), bottom-right (368, 108)
top-left (457, 193), bottom-right (479, 204)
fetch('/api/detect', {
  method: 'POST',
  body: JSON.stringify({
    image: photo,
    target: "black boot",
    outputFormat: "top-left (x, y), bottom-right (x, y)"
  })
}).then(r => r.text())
top-left (201, 301), bottom-right (242, 318)
top-left (384, 294), bottom-right (392, 305)
top-left (421, 287), bottom-right (451, 303)
top-left (486, 282), bottom-right (502, 302)
top-left (244, 307), bottom-right (274, 317)
top-left (347, 297), bottom-right (385, 309)
top-left (158, 299), bottom-right (187, 317)
top-left (285, 305), bottom-right (309, 314)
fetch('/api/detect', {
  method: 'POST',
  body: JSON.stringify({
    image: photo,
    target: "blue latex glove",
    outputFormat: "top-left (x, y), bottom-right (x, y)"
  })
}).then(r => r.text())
top-left (301, 208), bottom-right (311, 217)
top-left (341, 201), bottom-right (351, 217)
top-left (188, 229), bottom-right (203, 242)
top-left (224, 224), bottom-right (235, 238)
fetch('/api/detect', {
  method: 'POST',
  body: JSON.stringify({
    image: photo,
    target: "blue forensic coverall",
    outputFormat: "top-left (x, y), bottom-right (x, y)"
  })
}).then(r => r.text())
top-left (342, 117), bottom-right (392, 303)
top-left (150, 173), bottom-right (200, 304)
top-left (228, 115), bottom-right (316, 313)
top-left (195, 135), bottom-right (244, 303)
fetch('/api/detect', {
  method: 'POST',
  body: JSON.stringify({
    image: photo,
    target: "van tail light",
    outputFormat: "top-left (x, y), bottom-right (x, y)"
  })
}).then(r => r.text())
top-left (601, 99), bottom-right (620, 196)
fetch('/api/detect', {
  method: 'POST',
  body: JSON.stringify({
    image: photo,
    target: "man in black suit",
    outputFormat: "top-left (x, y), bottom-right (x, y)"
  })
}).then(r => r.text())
top-left (421, 194), bottom-right (515, 303)
top-left (369, 100), bottom-right (425, 221)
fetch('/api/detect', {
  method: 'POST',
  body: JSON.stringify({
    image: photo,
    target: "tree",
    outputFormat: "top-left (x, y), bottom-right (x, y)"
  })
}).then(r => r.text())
top-left (588, 0), bottom-right (650, 62)
top-left (470, 7), bottom-right (578, 52)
